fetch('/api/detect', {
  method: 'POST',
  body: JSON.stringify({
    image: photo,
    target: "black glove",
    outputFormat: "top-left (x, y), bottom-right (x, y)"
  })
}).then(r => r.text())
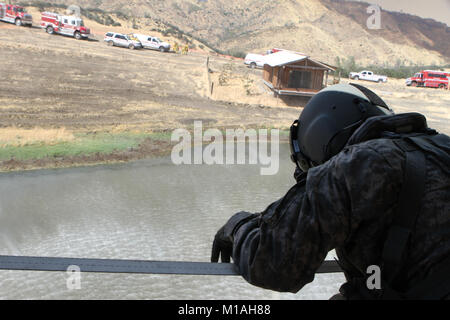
top-left (211, 211), bottom-right (255, 263)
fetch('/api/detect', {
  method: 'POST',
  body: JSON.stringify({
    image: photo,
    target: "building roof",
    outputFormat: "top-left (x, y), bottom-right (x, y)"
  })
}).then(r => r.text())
top-left (263, 50), bottom-right (336, 71)
top-left (263, 51), bottom-right (308, 67)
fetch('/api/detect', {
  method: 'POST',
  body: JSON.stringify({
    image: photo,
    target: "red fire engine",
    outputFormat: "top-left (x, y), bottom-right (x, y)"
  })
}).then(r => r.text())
top-left (40, 11), bottom-right (90, 40)
top-left (406, 70), bottom-right (449, 89)
top-left (0, 3), bottom-right (32, 26)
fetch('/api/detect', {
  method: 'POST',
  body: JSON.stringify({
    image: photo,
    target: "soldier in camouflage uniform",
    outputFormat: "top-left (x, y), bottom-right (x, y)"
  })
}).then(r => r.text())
top-left (211, 83), bottom-right (450, 299)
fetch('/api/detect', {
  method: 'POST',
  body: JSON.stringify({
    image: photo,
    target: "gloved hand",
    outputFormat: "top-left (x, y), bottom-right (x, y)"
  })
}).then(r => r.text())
top-left (211, 211), bottom-right (255, 263)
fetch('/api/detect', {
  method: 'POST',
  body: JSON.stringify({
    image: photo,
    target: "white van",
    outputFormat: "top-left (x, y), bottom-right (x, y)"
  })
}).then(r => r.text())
top-left (133, 34), bottom-right (171, 52)
top-left (244, 53), bottom-right (266, 69)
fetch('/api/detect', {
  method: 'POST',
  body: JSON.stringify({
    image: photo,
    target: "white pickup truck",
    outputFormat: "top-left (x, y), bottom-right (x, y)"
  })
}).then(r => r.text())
top-left (133, 34), bottom-right (171, 52)
top-left (349, 70), bottom-right (388, 83)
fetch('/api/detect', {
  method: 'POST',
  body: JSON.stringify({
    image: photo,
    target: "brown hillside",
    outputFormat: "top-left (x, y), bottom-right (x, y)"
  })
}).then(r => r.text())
top-left (20, 0), bottom-right (450, 65)
top-left (320, 0), bottom-right (450, 62)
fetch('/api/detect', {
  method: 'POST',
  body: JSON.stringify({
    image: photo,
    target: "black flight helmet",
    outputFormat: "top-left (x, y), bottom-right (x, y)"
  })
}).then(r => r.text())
top-left (290, 83), bottom-right (394, 172)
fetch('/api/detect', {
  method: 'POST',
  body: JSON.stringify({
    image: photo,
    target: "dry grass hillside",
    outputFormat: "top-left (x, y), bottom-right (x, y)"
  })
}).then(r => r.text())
top-left (21, 5), bottom-right (215, 52)
top-left (20, 0), bottom-right (450, 66)
top-left (320, 0), bottom-right (450, 63)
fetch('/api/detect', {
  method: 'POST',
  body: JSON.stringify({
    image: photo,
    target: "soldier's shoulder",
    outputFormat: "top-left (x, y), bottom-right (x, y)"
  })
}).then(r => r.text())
top-left (338, 138), bottom-right (402, 166)
top-left (308, 138), bottom-right (403, 184)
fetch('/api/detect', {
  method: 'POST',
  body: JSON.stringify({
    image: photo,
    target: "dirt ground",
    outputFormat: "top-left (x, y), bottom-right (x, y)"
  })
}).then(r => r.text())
top-left (0, 23), bottom-right (449, 171)
top-left (338, 78), bottom-right (450, 135)
top-left (0, 25), bottom-right (299, 132)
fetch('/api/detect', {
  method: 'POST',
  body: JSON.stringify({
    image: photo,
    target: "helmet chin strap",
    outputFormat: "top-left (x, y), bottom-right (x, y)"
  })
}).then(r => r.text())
top-left (289, 120), bottom-right (312, 172)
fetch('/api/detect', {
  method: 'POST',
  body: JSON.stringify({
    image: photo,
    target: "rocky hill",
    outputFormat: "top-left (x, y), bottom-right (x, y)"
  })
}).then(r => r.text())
top-left (20, 0), bottom-right (450, 66)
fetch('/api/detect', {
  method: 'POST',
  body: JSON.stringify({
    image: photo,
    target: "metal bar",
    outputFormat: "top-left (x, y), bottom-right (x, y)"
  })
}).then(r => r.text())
top-left (0, 255), bottom-right (342, 275)
top-left (263, 79), bottom-right (274, 89)
top-left (278, 90), bottom-right (317, 97)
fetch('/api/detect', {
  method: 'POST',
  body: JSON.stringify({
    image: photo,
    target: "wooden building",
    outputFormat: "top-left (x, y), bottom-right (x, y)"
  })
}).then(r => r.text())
top-left (262, 51), bottom-right (336, 97)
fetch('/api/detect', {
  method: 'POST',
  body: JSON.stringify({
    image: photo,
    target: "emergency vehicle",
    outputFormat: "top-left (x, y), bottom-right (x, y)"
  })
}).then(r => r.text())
top-left (244, 53), bottom-right (265, 68)
top-left (406, 70), bottom-right (449, 89)
top-left (40, 12), bottom-right (90, 40)
top-left (0, 3), bottom-right (32, 26)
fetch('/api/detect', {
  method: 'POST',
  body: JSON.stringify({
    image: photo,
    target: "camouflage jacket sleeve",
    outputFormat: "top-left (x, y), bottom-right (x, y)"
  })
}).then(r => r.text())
top-left (232, 141), bottom-right (401, 293)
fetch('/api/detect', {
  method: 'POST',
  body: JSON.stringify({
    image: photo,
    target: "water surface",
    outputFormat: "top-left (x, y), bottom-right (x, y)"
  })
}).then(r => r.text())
top-left (0, 144), bottom-right (344, 299)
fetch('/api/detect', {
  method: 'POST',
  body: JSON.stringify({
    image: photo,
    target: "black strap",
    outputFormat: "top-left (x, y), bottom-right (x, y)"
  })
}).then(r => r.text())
top-left (381, 137), bottom-right (450, 299)
top-left (344, 135), bottom-right (449, 300)
top-left (349, 83), bottom-right (390, 110)
top-left (382, 138), bottom-right (426, 286)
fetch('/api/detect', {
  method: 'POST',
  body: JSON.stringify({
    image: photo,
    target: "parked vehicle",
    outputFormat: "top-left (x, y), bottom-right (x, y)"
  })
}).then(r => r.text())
top-left (41, 12), bottom-right (90, 40)
top-left (349, 70), bottom-right (388, 83)
top-left (104, 32), bottom-right (143, 49)
top-left (133, 34), bottom-right (170, 52)
top-left (406, 70), bottom-right (449, 89)
top-left (0, 3), bottom-right (32, 27)
top-left (244, 53), bottom-right (266, 69)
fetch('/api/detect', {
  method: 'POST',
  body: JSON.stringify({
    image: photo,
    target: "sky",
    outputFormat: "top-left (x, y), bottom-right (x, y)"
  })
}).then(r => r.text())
top-left (349, 0), bottom-right (450, 26)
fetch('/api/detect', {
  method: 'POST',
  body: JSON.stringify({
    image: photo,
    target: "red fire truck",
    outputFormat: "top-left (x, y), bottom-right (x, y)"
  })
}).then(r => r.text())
top-left (406, 70), bottom-right (449, 89)
top-left (0, 3), bottom-right (32, 26)
top-left (40, 11), bottom-right (90, 40)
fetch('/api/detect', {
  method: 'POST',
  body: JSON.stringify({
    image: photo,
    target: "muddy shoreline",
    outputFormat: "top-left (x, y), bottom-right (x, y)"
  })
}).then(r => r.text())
top-left (0, 137), bottom-right (173, 173)
top-left (0, 132), bottom-right (290, 173)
